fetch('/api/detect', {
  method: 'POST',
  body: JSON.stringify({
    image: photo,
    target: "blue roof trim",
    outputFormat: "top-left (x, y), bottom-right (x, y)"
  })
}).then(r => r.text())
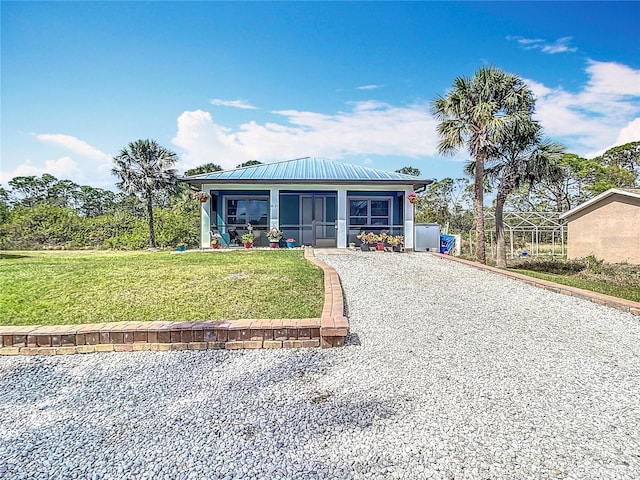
top-left (182, 157), bottom-right (431, 186)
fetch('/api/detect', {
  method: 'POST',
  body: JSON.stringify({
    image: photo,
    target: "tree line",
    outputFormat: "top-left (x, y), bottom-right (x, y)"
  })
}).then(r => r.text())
top-left (407, 141), bottom-right (639, 236)
top-left (1, 66), bottom-right (637, 262)
top-left (0, 144), bottom-right (265, 251)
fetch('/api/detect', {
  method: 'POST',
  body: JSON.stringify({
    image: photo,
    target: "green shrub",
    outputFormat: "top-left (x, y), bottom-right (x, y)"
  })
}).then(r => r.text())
top-left (0, 203), bottom-right (200, 251)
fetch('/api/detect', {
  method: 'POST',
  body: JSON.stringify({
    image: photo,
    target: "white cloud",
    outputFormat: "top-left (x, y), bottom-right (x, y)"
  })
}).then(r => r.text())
top-left (210, 99), bottom-right (258, 110)
top-left (0, 156), bottom-right (80, 184)
top-left (527, 60), bottom-right (640, 155)
top-left (583, 60), bottom-right (640, 98)
top-left (589, 118), bottom-right (640, 157)
top-left (356, 84), bottom-right (384, 90)
top-left (510, 35), bottom-right (577, 54)
top-left (172, 102), bottom-right (440, 171)
top-left (36, 134), bottom-right (112, 162)
top-left (0, 134), bottom-right (115, 189)
top-left (0, 161), bottom-right (43, 183)
top-left (45, 156), bottom-right (82, 178)
top-left (541, 37), bottom-right (577, 54)
top-left (615, 118), bottom-right (640, 145)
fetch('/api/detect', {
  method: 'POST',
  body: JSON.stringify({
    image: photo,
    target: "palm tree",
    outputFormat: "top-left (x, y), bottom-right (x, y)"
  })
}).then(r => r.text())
top-left (472, 122), bottom-right (565, 268)
top-left (112, 139), bottom-right (179, 248)
top-left (432, 66), bottom-right (535, 263)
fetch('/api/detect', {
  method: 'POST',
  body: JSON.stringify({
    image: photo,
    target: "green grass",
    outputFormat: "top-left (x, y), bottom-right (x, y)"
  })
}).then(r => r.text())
top-left (0, 250), bottom-right (324, 326)
top-left (510, 268), bottom-right (640, 303)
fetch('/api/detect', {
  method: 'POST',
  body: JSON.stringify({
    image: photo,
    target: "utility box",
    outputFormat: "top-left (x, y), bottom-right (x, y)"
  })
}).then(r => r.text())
top-left (414, 223), bottom-right (440, 251)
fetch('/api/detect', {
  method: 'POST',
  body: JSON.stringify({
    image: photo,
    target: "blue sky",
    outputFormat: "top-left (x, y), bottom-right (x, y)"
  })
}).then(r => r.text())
top-left (2, 1), bottom-right (639, 190)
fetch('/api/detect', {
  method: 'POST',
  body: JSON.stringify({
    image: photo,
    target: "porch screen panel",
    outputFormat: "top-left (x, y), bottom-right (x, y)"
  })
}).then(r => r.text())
top-left (370, 200), bottom-right (389, 225)
top-left (325, 196), bottom-right (337, 223)
top-left (279, 195), bottom-right (299, 225)
top-left (349, 198), bottom-right (391, 226)
top-left (349, 200), bottom-right (368, 225)
top-left (226, 198), bottom-right (269, 226)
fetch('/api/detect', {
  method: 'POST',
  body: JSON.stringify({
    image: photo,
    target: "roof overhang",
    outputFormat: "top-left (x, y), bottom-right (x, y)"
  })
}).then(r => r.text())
top-left (180, 157), bottom-right (433, 191)
top-left (560, 188), bottom-right (640, 220)
top-left (182, 177), bottom-right (432, 190)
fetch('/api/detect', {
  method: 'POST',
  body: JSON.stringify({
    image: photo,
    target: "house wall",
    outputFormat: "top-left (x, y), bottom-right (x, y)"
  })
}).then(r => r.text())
top-left (199, 183), bottom-right (414, 249)
top-left (566, 194), bottom-right (640, 264)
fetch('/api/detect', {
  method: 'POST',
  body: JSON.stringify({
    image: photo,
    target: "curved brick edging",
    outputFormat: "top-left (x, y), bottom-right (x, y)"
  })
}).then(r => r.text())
top-left (0, 249), bottom-right (349, 356)
top-left (433, 253), bottom-right (640, 316)
top-left (304, 248), bottom-right (349, 347)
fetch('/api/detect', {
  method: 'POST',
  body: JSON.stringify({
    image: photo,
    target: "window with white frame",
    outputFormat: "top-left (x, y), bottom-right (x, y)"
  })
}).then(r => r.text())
top-left (349, 197), bottom-right (392, 226)
top-left (225, 196), bottom-right (269, 226)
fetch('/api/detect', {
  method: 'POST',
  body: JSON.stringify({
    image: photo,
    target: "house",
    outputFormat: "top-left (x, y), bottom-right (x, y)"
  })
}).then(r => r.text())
top-left (559, 188), bottom-right (640, 264)
top-left (182, 157), bottom-right (432, 250)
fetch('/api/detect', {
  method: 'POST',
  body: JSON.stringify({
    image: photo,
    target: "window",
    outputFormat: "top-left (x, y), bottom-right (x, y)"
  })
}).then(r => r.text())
top-left (349, 198), bottom-right (391, 226)
top-left (225, 197), bottom-right (269, 226)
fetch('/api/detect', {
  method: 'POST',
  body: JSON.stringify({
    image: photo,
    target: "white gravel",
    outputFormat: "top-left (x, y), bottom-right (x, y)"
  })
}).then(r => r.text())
top-left (1, 251), bottom-right (639, 480)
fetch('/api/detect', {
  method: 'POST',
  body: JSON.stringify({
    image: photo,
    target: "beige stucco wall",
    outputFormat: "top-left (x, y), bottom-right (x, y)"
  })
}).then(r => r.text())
top-left (565, 194), bottom-right (640, 264)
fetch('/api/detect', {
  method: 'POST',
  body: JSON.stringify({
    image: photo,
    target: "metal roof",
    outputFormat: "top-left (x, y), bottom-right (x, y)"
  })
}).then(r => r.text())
top-left (182, 157), bottom-right (432, 189)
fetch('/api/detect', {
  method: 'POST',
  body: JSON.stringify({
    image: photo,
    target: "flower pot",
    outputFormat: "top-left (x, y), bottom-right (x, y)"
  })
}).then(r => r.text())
top-left (244, 242), bottom-right (253, 249)
top-left (286, 241), bottom-right (295, 248)
top-left (211, 242), bottom-right (221, 249)
top-left (269, 241), bottom-right (279, 249)
top-left (360, 243), bottom-right (370, 251)
top-left (376, 242), bottom-right (385, 251)
top-left (176, 245), bottom-right (186, 252)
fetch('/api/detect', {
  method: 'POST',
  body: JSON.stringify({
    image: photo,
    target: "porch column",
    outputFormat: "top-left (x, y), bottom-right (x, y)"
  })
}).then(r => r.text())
top-left (270, 188), bottom-right (279, 228)
top-left (404, 190), bottom-right (414, 250)
top-left (200, 200), bottom-right (211, 249)
top-left (337, 188), bottom-right (347, 248)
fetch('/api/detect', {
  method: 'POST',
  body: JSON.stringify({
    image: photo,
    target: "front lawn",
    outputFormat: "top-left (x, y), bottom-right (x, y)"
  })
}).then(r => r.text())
top-left (510, 269), bottom-right (640, 303)
top-left (509, 257), bottom-right (640, 303)
top-left (0, 250), bottom-right (324, 326)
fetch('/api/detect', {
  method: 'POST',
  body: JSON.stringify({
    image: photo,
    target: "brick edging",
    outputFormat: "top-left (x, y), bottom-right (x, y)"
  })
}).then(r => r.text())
top-left (0, 248), bottom-right (349, 356)
top-left (305, 248), bottom-right (350, 347)
top-left (433, 253), bottom-right (640, 316)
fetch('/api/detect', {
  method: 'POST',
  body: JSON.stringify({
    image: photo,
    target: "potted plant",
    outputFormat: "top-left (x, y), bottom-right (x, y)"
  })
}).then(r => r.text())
top-left (375, 232), bottom-right (388, 251)
top-left (210, 232), bottom-right (222, 249)
top-left (357, 231), bottom-right (375, 251)
top-left (176, 242), bottom-right (187, 252)
top-left (191, 191), bottom-right (210, 203)
top-left (241, 233), bottom-right (254, 248)
top-left (285, 237), bottom-right (295, 248)
top-left (407, 191), bottom-right (418, 205)
top-left (266, 226), bottom-right (283, 248)
top-left (387, 234), bottom-right (404, 252)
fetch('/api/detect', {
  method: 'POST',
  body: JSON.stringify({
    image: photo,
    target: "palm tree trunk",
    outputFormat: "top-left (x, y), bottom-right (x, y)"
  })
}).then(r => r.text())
top-left (145, 193), bottom-right (156, 248)
top-left (474, 151), bottom-right (486, 264)
top-left (495, 190), bottom-right (507, 268)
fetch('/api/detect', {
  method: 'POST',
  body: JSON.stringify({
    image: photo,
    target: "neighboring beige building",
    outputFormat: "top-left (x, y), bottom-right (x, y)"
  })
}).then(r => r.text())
top-left (560, 188), bottom-right (640, 264)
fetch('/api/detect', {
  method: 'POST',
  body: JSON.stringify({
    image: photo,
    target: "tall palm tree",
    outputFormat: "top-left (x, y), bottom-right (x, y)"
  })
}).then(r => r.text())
top-left (112, 139), bottom-right (179, 248)
top-left (473, 122), bottom-right (565, 268)
top-left (432, 66), bottom-right (535, 263)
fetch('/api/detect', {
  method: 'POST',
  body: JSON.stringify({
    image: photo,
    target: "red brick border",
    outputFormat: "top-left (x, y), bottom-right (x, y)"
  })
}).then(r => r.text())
top-left (434, 253), bottom-right (640, 316)
top-left (0, 249), bottom-right (349, 356)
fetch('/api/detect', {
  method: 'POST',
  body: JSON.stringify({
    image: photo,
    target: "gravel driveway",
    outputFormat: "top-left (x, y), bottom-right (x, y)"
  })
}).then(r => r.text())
top-left (1, 252), bottom-right (639, 480)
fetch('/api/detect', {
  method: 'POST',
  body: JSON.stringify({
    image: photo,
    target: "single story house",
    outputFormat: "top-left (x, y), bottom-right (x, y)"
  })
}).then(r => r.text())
top-left (182, 157), bottom-right (432, 250)
top-left (559, 188), bottom-right (640, 264)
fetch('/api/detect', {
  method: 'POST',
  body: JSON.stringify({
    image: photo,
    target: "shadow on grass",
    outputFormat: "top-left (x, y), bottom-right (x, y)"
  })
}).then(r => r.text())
top-left (0, 253), bottom-right (30, 260)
